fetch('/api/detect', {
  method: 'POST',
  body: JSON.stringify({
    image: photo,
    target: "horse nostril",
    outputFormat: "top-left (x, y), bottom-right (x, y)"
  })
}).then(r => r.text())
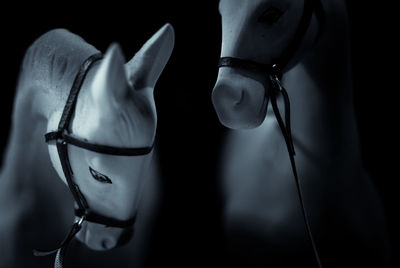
top-left (212, 81), bottom-right (244, 107)
top-left (212, 77), bottom-right (268, 129)
top-left (234, 89), bottom-right (246, 106)
top-left (101, 238), bottom-right (112, 250)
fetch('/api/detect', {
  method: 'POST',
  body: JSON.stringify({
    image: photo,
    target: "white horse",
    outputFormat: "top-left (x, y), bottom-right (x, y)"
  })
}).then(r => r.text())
top-left (212, 0), bottom-right (390, 267)
top-left (0, 24), bottom-right (174, 267)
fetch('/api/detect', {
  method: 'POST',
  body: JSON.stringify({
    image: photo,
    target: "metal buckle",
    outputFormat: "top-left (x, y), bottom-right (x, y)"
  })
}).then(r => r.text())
top-left (270, 63), bottom-right (283, 92)
top-left (270, 74), bottom-right (283, 92)
top-left (76, 216), bottom-right (85, 228)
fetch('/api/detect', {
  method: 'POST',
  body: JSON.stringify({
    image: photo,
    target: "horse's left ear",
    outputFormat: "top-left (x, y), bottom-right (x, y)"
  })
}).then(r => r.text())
top-left (90, 43), bottom-right (129, 104)
top-left (125, 23), bottom-right (175, 90)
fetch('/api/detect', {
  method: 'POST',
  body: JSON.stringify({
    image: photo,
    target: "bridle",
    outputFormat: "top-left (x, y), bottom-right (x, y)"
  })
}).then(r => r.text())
top-left (33, 53), bottom-right (154, 267)
top-left (218, 0), bottom-right (325, 267)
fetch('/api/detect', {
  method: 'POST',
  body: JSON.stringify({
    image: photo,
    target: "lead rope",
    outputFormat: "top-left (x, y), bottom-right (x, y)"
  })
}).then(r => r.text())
top-left (33, 216), bottom-right (85, 268)
top-left (269, 72), bottom-right (323, 268)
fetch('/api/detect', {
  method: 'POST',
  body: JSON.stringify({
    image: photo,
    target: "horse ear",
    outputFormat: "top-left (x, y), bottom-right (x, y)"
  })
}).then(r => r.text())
top-left (126, 23), bottom-right (175, 90)
top-left (90, 43), bottom-right (129, 105)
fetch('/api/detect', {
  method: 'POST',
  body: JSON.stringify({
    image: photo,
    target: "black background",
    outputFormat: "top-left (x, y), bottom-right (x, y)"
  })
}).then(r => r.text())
top-left (0, 1), bottom-right (397, 267)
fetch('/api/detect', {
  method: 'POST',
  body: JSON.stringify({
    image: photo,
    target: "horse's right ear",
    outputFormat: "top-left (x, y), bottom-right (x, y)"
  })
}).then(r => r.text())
top-left (125, 23), bottom-right (175, 90)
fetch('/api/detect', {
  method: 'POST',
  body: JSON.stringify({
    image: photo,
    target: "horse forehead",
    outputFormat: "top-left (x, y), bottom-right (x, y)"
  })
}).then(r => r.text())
top-left (87, 153), bottom-right (134, 171)
top-left (219, 0), bottom-right (281, 14)
top-left (219, 0), bottom-right (257, 11)
top-left (219, 0), bottom-right (300, 18)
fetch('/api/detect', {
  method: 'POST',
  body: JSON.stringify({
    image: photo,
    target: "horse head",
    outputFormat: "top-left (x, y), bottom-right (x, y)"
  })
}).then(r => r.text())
top-left (212, 0), bottom-right (322, 129)
top-left (46, 24), bottom-right (174, 251)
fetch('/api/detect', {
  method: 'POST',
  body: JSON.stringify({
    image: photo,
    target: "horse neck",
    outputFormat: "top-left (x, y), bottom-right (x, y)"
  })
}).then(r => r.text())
top-left (0, 29), bottom-right (98, 192)
top-left (283, 1), bottom-right (362, 164)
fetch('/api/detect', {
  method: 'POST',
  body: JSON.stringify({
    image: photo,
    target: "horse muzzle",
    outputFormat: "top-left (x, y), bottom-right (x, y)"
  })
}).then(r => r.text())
top-left (212, 67), bottom-right (269, 129)
top-left (76, 221), bottom-right (133, 251)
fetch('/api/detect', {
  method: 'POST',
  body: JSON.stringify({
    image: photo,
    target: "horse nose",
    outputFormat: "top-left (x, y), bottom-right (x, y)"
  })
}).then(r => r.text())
top-left (212, 74), bottom-right (268, 129)
top-left (100, 236), bottom-right (118, 250)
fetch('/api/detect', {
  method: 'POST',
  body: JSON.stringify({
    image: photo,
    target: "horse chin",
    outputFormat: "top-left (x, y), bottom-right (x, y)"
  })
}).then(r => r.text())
top-left (76, 221), bottom-right (133, 251)
top-left (212, 75), bottom-right (268, 129)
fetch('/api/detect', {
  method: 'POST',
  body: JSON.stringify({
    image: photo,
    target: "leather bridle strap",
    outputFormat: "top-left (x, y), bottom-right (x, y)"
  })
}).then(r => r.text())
top-left (45, 131), bottom-right (153, 156)
top-left (34, 217), bottom-right (85, 257)
top-left (218, 0), bottom-right (324, 73)
top-left (218, 57), bottom-right (274, 74)
top-left (269, 74), bottom-right (323, 268)
top-left (274, 0), bottom-right (316, 69)
top-left (48, 52), bottom-right (104, 213)
top-left (74, 208), bottom-right (136, 228)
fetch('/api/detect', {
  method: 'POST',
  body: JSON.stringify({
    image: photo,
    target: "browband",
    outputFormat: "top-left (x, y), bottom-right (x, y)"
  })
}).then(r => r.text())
top-left (45, 131), bottom-right (153, 156)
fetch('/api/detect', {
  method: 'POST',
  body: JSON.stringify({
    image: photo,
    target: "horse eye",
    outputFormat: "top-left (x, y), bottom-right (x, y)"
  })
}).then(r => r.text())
top-left (89, 167), bottom-right (112, 184)
top-left (258, 7), bottom-right (283, 25)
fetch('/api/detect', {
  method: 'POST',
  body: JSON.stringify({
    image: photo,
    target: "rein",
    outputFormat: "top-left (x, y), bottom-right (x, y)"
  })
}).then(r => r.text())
top-left (34, 52), bottom-right (154, 268)
top-left (218, 0), bottom-right (325, 267)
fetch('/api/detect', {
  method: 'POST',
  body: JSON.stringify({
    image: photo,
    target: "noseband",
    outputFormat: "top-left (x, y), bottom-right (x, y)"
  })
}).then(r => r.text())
top-left (34, 53), bottom-right (154, 267)
top-left (218, 0), bottom-right (325, 267)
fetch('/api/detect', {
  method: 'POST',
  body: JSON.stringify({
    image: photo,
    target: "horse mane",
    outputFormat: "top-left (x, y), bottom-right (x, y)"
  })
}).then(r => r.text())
top-left (19, 29), bottom-right (99, 98)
